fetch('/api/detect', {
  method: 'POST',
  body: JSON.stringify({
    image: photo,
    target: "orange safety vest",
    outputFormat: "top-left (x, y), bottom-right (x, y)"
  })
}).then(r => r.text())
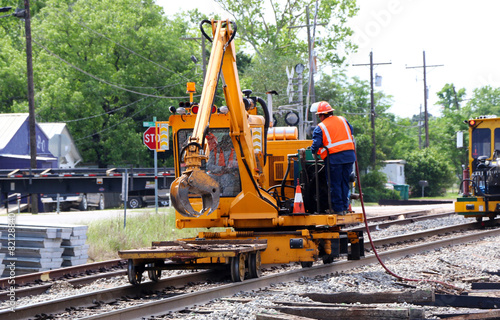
top-left (318, 116), bottom-right (354, 160)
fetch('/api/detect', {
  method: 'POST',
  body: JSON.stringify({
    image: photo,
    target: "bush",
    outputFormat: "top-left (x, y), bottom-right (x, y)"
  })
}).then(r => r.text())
top-left (361, 186), bottom-right (401, 202)
top-left (359, 171), bottom-right (401, 202)
top-left (405, 148), bottom-right (454, 197)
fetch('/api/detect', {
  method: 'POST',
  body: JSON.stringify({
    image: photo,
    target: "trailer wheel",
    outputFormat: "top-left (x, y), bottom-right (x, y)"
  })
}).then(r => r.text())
top-left (97, 194), bottom-right (105, 210)
top-left (147, 262), bottom-right (161, 282)
top-left (127, 259), bottom-right (143, 285)
top-left (127, 197), bottom-right (142, 209)
top-left (230, 254), bottom-right (245, 282)
top-left (78, 195), bottom-right (88, 211)
top-left (248, 251), bottom-right (261, 279)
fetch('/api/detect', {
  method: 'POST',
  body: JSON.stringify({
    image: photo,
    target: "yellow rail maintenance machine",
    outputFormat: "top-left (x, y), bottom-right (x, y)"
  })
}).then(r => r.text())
top-left (119, 19), bottom-right (364, 283)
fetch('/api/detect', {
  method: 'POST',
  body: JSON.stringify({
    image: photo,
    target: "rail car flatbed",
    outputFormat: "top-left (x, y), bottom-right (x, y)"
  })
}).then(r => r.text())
top-left (119, 239), bottom-right (268, 283)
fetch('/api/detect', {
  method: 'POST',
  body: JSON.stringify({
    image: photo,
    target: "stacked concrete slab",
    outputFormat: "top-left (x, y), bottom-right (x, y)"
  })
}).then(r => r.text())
top-left (0, 224), bottom-right (89, 277)
top-left (0, 231), bottom-right (5, 276)
top-left (61, 225), bottom-right (89, 267)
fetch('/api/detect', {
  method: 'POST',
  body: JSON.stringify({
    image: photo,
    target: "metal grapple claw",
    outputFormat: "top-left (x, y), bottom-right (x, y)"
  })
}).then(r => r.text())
top-left (170, 170), bottom-right (220, 217)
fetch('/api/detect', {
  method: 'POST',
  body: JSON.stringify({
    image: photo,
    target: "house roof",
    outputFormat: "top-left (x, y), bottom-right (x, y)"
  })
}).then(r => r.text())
top-left (0, 113), bottom-right (29, 150)
top-left (39, 122), bottom-right (83, 165)
top-left (39, 122), bottom-right (66, 137)
top-left (383, 160), bottom-right (407, 164)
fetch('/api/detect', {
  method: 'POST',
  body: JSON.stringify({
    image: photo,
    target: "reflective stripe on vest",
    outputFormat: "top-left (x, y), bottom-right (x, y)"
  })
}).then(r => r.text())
top-left (318, 116), bottom-right (354, 159)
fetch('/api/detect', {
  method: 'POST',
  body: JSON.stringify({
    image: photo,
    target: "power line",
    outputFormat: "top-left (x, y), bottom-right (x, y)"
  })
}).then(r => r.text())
top-left (33, 39), bottom-right (189, 100)
top-left (74, 97), bottom-right (157, 142)
top-left (64, 96), bottom-right (148, 123)
top-left (56, 10), bottom-right (190, 82)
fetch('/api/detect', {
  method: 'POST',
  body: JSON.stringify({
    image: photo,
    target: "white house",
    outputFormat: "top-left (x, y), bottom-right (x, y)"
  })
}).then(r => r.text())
top-left (381, 160), bottom-right (406, 185)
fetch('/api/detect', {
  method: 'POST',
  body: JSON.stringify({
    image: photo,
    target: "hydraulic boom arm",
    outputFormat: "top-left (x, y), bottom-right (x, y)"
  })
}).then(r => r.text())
top-left (170, 19), bottom-right (277, 218)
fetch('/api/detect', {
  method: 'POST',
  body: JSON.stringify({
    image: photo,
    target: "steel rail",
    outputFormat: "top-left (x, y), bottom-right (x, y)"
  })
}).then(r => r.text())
top-left (3, 226), bottom-right (498, 320)
top-left (0, 270), bottom-right (126, 301)
top-left (0, 219), bottom-right (474, 301)
top-left (364, 210), bottom-right (451, 223)
top-left (347, 211), bottom-right (455, 232)
top-left (365, 219), bottom-right (499, 249)
top-left (77, 227), bottom-right (500, 320)
top-left (0, 269), bottom-right (224, 319)
top-left (0, 259), bottom-right (125, 289)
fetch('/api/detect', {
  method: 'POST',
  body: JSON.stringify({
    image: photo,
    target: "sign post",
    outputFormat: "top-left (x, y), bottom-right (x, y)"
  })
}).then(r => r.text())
top-left (143, 118), bottom-right (159, 213)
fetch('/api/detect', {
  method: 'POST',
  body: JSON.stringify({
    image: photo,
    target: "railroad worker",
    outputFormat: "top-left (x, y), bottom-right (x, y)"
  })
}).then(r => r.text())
top-left (310, 101), bottom-right (355, 215)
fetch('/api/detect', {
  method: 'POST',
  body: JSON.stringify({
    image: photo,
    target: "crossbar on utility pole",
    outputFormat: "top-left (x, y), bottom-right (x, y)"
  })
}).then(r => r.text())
top-left (406, 51), bottom-right (443, 148)
top-left (352, 51), bottom-right (391, 168)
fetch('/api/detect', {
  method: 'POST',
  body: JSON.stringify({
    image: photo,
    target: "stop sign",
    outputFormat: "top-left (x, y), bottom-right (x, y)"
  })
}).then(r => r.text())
top-left (143, 126), bottom-right (157, 150)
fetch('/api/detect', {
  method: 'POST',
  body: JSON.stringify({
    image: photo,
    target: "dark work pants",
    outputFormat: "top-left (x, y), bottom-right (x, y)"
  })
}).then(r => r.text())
top-left (328, 162), bottom-right (353, 212)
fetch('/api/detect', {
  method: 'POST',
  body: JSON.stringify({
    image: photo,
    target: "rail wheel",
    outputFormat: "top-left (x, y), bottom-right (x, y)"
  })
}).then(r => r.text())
top-left (322, 254), bottom-right (334, 264)
top-left (301, 261), bottom-right (313, 268)
top-left (147, 262), bottom-right (161, 282)
top-left (248, 251), bottom-right (261, 279)
top-left (127, 259), bottom-right (143, 285)
top-left (230, 254), bottom-right (245, 282)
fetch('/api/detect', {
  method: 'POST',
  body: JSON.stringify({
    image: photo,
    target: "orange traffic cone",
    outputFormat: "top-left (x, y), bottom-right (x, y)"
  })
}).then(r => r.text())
top-left (293, 184), bottom-right (305, 214)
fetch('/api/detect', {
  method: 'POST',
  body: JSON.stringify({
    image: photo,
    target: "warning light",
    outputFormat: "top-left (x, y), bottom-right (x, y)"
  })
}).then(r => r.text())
top-left (469, 120), bottom-right (476, 126)
top-left (186, 82), bottom-right (196, 93)
top-left (191, 104), bottom-right (199, 114)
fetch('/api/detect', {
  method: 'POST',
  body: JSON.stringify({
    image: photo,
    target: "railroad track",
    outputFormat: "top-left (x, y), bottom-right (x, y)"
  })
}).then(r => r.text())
top-left (0, 211), bottom-right (453, 300)
top-left (2, 219), bottom-right (498, 320)
top-left (0, 211), bottom-right (451, 294)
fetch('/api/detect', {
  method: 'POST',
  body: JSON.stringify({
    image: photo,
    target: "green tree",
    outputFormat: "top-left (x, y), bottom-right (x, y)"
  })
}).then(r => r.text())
top-left (0, 27), bottom-right (26, 113)
top-left (405, 147), bottom-right (454, 197)
top-left (466, 86), bottom-right (500, 116)
top-left (215, 0), bottom-right (358, 64)
top-left (6, 0), bottom-right (197, 167)
top-left (436, 83), bottom-right (466, 111)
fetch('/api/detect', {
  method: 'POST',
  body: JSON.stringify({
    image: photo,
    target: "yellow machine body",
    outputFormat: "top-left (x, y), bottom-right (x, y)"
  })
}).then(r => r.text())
top-left (456, 116), bottom-right (500, 220)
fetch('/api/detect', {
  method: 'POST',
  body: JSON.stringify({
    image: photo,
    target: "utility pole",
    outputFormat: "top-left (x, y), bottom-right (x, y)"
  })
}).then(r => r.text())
top-left (289, 4), bottom-right (326, 133)
top-left (305, 6), bottom-right (316, 115)
top-left (406, 51), bottom-right (443, 148)
top-left (418, 104), bottom-right (422, 149)
top-left (23, 0), bottom-right (38, 213)
top-left (352, 51), bottom-right (391, 168)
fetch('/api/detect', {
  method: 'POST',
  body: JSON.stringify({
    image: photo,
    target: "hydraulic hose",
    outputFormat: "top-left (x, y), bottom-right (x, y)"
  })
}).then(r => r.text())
top-left (324, 149), bottom-right (332, 212)
top-left (256, 96), bottom-right (270, 166)
top-left (354, 153), bottom-right (461, 291)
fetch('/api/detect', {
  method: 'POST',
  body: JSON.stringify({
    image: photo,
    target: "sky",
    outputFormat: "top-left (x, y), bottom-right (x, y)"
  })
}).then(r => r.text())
top-left (158, 0), bottom-right (500, 119)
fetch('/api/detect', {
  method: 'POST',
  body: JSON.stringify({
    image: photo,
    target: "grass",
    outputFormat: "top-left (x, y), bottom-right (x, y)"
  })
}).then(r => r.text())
top-left (86, 208), bottom-right (217, 262)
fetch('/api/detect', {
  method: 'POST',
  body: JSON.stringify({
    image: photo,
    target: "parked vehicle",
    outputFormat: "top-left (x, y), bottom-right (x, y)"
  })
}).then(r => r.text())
top-left (41, 193), bottom-right (105, 212)
top-left (124, 189), bottom-right (170, 209)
